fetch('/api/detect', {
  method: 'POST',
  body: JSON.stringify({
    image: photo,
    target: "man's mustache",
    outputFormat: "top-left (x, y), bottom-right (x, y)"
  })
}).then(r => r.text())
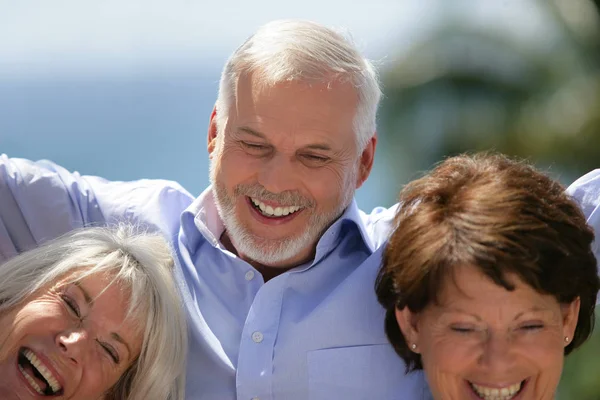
top-left (233, 184), bottom-right (314, 208)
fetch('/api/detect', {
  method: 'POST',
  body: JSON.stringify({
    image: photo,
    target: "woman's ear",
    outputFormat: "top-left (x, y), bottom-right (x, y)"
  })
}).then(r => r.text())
top-left (395, 307), bottom-right (421, 353)
top-left (561, 297), bottom-right (581, 347)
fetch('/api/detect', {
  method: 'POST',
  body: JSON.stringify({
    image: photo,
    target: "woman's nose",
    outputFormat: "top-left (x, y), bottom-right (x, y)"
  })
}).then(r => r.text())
top-left (479, 332), bottom-right (517, 372)
top-left (55, 329), bottom-right (90, 364)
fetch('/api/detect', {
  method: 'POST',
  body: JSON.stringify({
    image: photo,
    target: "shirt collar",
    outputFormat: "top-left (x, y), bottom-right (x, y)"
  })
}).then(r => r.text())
top-left (314, 199), bottom-right (377, 256)
top-left (180, 185), bottom-right (376, 258)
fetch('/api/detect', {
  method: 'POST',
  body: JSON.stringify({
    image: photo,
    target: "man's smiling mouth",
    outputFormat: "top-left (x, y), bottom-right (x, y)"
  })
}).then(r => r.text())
top-left (250, 197), bottom-right (303, 217)
top-left (17, 348), bottom-right (63, 397)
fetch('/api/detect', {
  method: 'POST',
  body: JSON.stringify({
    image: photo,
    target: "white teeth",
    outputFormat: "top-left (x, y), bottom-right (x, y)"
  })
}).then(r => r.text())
top-left (471, 382), bottom-right (522, 400)
top-left (18, 364), bottom-right (44, 394)
top-left (23, 349), bottom-right (62, 393)
top-left (250, 198), bottom-right (302, 217)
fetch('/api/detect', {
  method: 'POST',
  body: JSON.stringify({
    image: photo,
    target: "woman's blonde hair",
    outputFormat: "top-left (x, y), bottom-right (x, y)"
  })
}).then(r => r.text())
top-left (0, 224), bottom-right (187, 400)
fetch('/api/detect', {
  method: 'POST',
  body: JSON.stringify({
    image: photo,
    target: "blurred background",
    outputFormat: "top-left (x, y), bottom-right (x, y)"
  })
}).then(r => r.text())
top-left (1, 0), bottom-right (599, 397)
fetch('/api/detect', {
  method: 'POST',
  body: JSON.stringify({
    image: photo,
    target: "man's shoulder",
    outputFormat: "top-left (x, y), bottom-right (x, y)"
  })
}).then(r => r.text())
top-left (112, 177), bottom-right (194, 202)
top-left (567, 169), bottom-right (600, 219)
top-left (88, 176), bottom-right (196, 230)
top-left (361, 203), bottom-right (399, 224)
top-left (356, 203), bottom-right (399, 250)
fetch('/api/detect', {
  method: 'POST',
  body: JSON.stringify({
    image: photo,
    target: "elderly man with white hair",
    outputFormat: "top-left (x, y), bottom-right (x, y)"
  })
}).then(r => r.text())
top-left (0, 20), bottom-right (430, 399)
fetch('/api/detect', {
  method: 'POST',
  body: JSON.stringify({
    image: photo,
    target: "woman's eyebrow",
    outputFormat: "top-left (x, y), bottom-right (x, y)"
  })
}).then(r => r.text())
top-left (513, 306), bottom-right (551, 320)
top-left (111, 332), bottom-right (132, 359)
top-left (73, 281), bottom-right (94, 306)
top-left (74, 281), bottom-right (132, 359)
top-left (440, 306), bottom-right (482, 321)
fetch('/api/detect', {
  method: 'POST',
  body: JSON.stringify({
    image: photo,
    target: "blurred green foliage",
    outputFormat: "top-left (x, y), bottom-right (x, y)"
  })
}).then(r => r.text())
top-left (561, 315), bottom-right (600, 399)
top-left (378, 0), bottom-right (600, 398)
top-left (378, 0), bottom-right (600, 200)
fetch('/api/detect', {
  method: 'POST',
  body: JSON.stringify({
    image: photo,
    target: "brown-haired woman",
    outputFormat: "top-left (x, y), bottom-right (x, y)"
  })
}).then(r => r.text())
top-left (376, 153), bottom-right (599, 400)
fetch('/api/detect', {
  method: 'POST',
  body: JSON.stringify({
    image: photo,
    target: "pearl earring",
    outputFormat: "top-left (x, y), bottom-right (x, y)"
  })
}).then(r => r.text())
top-left (564, 336), bottom-right (570, 343)
top-left (411, 343), bottom-right (417, 350)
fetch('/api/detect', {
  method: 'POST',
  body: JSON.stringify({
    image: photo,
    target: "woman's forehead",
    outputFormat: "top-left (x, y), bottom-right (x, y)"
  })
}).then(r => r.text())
top-left (434, 265), bottom-right (559, 312)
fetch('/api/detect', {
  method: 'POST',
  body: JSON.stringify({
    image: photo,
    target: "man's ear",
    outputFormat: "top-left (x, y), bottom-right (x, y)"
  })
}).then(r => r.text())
top-left (395, 306), bottom-right (421, 353)
top-left (562, 297), bottom-right (581, 347)
top-left (208, 106), bottom-right (218, 158)
top-left (356, 133), bottom-right (377, 189)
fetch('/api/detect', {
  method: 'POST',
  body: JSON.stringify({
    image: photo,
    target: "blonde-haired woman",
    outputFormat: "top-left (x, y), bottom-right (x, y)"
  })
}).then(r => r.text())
top-left (0, 225), bottom-right (187, 400)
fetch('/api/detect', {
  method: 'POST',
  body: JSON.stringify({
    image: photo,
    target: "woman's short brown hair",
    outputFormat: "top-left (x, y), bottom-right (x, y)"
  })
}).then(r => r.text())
top-left (375, 153), bottom-right (599, 371)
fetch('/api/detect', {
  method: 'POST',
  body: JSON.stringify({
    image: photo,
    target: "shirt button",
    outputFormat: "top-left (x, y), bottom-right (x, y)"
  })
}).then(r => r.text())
top-left (251, 331), bottom-right (264, 343)
top-left (245, 270), bottom-right (255, 281)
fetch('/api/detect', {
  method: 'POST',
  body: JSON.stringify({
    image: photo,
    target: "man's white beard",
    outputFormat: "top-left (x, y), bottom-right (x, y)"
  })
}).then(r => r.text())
top-left (209, 154), bottom-right (357, 266)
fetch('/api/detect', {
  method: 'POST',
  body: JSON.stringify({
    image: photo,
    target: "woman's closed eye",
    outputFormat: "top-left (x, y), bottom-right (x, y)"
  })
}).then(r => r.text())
top-left (61, 294), bottom-right (81, 318)
top-left (97, 339), bottom-right (120, 364)
top-left (519, 323), bottom-right (545, 331)
top-left (450, 325), bottom-right (477, 333)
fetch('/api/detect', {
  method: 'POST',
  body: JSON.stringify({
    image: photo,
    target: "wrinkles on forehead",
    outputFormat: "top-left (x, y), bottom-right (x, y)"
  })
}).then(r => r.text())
top-left (230, 73), bottom-right (359, 157)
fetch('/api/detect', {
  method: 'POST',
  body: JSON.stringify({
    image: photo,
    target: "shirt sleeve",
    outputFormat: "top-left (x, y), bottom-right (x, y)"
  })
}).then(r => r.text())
top-left (0, 155), bottom-right (108, 262)
top-left (0, 155), bottom-right (195, 264)
top-left (567, 169), bottom-right (600, 305)
top-left (567, 169), bottom-right (600, 257)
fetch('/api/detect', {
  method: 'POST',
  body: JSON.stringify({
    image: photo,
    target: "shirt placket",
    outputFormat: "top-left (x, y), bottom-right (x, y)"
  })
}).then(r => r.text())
top-left (236, 274), bottom-right (287, 400)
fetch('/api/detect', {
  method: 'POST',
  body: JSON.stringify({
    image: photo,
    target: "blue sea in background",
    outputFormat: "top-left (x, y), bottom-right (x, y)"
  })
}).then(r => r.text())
top-left (0, 69), bottom-right (392, 211)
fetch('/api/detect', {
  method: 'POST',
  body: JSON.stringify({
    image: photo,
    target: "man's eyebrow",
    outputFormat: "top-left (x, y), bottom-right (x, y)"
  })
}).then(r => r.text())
top-left (238, 126), bottom-right (267, 139)
top-left (303, 143), bottom-right (332, 152)
top-left (73, 281), bottom-right (94, 306)
top-left (238, 125), bottom-right (332, 151)
top-left (111, 332), bottom-right (132, 359)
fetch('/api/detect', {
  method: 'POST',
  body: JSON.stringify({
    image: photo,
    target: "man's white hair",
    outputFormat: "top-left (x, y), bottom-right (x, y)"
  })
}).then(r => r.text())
top-left (0, 225), bottom-right (187, 400)
top-left (214, 19), bottom-right (382, 152)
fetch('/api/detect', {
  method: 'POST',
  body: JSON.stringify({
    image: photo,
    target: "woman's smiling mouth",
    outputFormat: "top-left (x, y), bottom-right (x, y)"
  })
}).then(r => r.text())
top-left (17, 348), bottom-right (63, 397)
top-left (469, 379), bottom-right (526, 400)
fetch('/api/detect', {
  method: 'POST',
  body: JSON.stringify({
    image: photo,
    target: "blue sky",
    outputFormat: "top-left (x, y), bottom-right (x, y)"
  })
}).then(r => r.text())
top-left (0, 0), bottom-right (557, 80)
top-left (0, 0), bottom-right (574, 207)
top-left (0, 0), bottom-right (435, 78)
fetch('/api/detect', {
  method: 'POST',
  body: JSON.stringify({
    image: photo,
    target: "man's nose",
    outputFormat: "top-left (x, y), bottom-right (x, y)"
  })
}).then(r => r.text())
top-left (258, 153), bottom-right (299, 194)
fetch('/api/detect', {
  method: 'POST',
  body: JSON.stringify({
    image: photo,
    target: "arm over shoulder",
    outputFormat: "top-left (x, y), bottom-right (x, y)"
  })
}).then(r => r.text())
top-left (567, 169), bottom-right (600, 222)
top-left (0, 155), bottom-right (107, 260)
top-left (361, 203), bottom-right (400, 249)
top-left (0, 155), bottom-right (193, 262)
top-left (567, 169), bottom-right (600, 301)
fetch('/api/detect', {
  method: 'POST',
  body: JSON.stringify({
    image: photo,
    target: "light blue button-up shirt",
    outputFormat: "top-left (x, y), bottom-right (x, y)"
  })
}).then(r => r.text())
top-left (0, 155), bottom-right (430, 400)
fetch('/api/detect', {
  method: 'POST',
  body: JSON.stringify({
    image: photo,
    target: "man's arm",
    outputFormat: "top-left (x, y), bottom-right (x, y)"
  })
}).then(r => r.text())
top-left (567, 169), bottom-right (600, 261)
top-left (0, 155), bottom-right (110, 261)
top-left (0, 154), bottom-right (194, 263)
